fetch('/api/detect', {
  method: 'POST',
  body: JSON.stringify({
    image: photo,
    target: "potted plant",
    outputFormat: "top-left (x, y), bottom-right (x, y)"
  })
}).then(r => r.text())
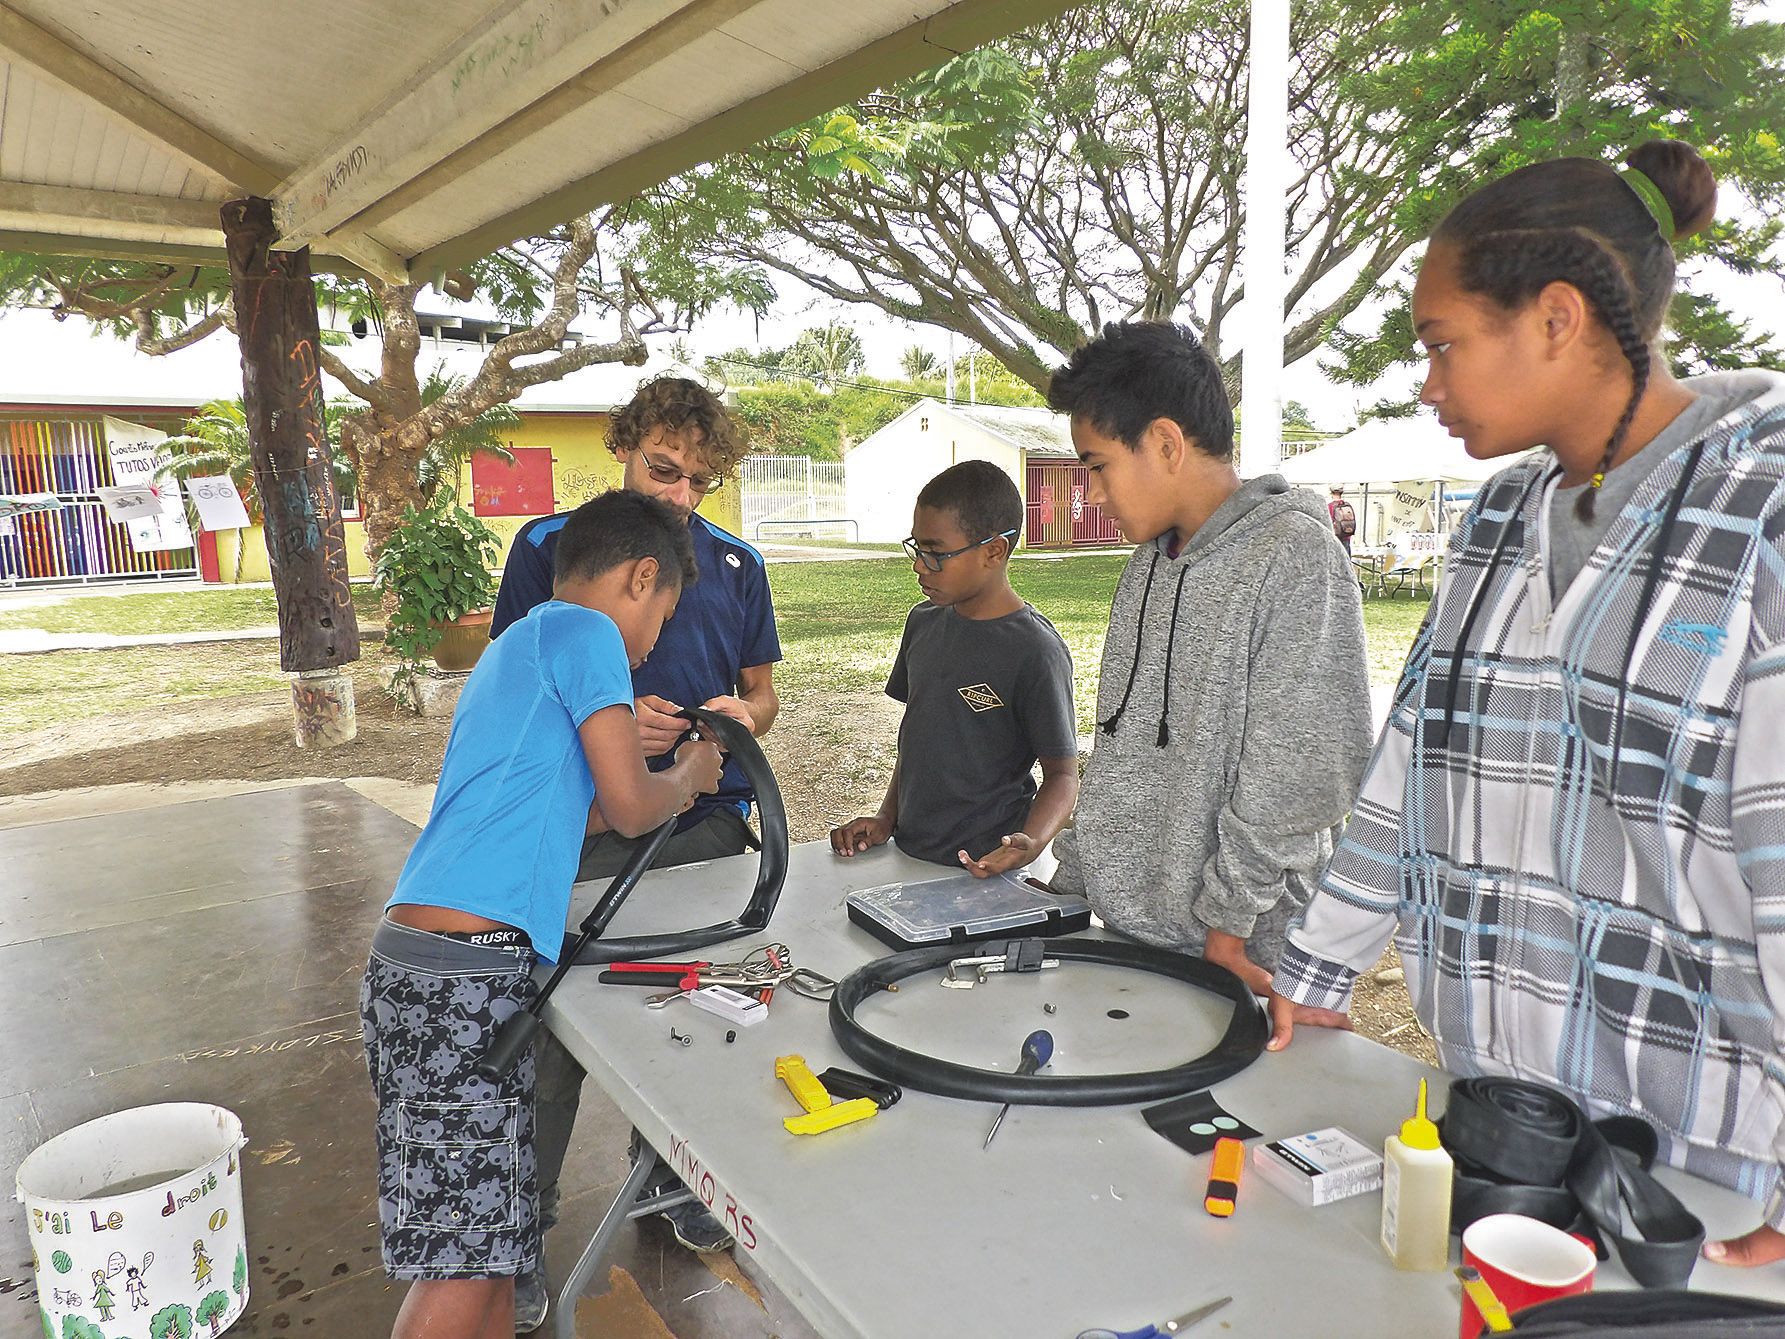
top-left (374, 497), bottom-right (502, 692)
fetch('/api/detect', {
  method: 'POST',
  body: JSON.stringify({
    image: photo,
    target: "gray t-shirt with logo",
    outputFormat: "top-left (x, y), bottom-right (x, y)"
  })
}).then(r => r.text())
top-left (887, 601), bottom-right (1078, 866)
top-left (1548, 385), bottom-right (1746, 597)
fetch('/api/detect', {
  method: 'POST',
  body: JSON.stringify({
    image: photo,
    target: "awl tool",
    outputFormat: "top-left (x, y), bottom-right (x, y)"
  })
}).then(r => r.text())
top-left (983, 1029), bottom-right (1052, 1148)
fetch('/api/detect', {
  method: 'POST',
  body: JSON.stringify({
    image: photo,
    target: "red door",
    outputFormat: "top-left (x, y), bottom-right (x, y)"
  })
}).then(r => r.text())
top-left (1025, 462), bottom-right (1071, 547)
top-left (1066, 465), bottom-right (1121, 544)
top-left (472, 447), bottom-right (555, 517)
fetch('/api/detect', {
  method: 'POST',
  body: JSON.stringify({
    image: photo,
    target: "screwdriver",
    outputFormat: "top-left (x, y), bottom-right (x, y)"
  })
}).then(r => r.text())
top-left (984, 1029), bottom-right (1053, 1149)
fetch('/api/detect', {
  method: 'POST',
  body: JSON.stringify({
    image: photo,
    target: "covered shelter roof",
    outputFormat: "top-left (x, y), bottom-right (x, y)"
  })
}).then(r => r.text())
top-left (1278, 417), bottom-right (1531, 488)
top-left (947, 402), bottom-right (1076, 458)
top-left (0, 0), bottom-right (1069, 283)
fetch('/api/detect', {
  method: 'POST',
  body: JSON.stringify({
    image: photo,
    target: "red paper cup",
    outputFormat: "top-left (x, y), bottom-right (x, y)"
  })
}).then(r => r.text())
top-left (1458, 1213), bottom-right (1596, 1339)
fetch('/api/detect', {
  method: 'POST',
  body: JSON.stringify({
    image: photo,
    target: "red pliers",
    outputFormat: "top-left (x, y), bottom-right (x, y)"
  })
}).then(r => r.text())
top-left (597, 961), bottom-right (711, 989)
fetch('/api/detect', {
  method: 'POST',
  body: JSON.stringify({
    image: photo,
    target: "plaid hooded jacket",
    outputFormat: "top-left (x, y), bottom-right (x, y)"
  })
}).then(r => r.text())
top-left (1274, 371), bottom-right (1785, 1221)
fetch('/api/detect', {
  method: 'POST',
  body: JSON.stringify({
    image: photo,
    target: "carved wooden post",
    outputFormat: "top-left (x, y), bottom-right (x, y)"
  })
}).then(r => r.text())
top-left (220, 197), bottom-right (361, 746)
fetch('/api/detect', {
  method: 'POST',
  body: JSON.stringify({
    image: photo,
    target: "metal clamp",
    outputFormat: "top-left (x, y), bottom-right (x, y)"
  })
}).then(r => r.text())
top-left (940, 939), bottom-right (1059, 989)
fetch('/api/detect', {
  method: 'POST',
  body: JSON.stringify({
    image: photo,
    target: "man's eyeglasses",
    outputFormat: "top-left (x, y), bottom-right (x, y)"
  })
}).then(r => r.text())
top-left (901, 528), bottom-right (1019, 572)
top-left (641, 453), bottom-right (724, 494)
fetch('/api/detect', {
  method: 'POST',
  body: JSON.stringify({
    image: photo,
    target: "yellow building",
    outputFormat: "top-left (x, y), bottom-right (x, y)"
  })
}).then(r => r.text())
top-left (212, 407), bottom-right (741, 584)
top-left (0, 310), bottom-right (739, 586)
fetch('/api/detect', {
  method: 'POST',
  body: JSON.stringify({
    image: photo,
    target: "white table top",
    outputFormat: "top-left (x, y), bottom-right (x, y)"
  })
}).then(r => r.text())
top-left (543, 839), bottom-right (1785, 1338)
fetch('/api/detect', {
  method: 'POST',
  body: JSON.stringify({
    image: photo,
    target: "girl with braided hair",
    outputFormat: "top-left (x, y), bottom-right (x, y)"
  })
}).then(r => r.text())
top-left (1271, 139), bottom-right (1785, 1268)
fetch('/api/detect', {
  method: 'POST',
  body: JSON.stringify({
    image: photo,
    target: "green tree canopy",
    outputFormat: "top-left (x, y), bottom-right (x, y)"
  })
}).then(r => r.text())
top-left (731, 372), bottom-right (1043, 459)
top-left (149, 1302), bottom-right (193, 1339)
top-left (899, 345), bottom-right (943, 379)
top-left (195, 1289), bottom-right (231, 1335)
top-left (783, 323), bottom-right (867, 387)
top-left (633, 0), bottom-right (1785, 401)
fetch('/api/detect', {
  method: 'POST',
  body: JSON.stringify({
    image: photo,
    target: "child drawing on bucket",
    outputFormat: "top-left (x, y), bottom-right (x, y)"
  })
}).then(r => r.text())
top-left (90, 1268), bottom-right (116, 1321)
top-left (126, 1258), bottom-right (152, 1311)
top-left (192, 1238), bottom-right (213, 1287)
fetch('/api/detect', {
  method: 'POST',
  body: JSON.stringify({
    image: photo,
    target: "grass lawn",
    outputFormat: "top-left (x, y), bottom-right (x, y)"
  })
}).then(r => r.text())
top-left (773, 554), bottom-right (1136, 738)
top-left (0, 643), bottom-right (290, 736)
top-left (0, 584), bottom-right (386, 635)
top-left (774, 556), bottom-right (1425, 738)
top-left (1358, 593), bottom-right (1430, 686)
top-left (0, 556), bottom-right (1429, 738)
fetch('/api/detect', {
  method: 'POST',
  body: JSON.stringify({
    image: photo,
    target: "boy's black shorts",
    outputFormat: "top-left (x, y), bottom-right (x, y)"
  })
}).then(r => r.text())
top-left (360, 918), bottom-right (539, 1280)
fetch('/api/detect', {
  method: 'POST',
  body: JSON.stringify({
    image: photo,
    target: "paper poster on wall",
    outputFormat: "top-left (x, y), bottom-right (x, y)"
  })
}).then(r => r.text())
top-left (96, 484), bottom-right (169, 522)
top-left (0, 492), bottom-right (60, 520)
top-left (184, 476), bottom-right (252, 532)
top-left (104, 418), bottom-right (193, 551)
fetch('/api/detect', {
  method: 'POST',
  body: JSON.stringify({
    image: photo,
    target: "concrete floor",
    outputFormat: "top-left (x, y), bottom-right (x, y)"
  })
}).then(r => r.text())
top-left (0, 781), bottom-right (821, 1339)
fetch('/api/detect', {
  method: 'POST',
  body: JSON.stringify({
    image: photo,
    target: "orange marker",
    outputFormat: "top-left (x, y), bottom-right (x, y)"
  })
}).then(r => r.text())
top-left (1204, 1136), bottom-right (1245, 1217)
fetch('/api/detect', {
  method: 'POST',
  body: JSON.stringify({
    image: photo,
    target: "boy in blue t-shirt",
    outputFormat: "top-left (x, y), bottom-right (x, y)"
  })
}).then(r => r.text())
top-left (830, 460), bottom-right (1079, 876)
top-left (359, 490), bottom-right (723, 1339)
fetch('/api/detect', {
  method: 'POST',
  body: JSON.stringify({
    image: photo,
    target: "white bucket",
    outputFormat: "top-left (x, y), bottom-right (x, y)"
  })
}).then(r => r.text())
top-left (15, 1103), bottom-right (249, 1338)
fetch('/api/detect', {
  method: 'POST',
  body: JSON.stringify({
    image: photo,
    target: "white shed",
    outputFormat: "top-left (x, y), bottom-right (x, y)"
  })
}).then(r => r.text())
top-left (843, 398), bottom-right (1120, 547)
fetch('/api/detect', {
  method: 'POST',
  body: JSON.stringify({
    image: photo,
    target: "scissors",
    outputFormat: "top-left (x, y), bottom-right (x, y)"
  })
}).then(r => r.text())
top-left (1076, 1296), bottom-right (1232, 1339)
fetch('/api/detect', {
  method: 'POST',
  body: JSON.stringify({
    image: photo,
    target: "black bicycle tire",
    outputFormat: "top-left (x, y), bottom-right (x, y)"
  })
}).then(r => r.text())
top-left (564, 706), bottom-right (788, 964)
top-left (827, 937), bottom-right (1268, 1105)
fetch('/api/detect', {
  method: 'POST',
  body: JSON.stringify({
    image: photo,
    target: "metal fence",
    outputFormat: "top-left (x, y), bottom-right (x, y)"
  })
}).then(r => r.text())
top-left (0, 417), bottom-right (198, 585)
top-left (739, 455), bottom-right (850, 542)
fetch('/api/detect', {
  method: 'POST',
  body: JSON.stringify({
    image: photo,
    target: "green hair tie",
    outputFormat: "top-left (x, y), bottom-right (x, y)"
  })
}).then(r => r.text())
top-left (1619, 167), bottom-right (1676, 241)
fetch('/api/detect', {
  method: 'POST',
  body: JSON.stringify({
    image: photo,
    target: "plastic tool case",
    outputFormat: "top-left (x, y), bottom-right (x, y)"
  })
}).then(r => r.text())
top-left (845, 871), bottom-right (1092, 951)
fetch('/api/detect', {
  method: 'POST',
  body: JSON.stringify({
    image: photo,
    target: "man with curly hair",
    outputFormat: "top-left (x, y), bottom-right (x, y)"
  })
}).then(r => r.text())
top-left (490, 374), bottom-right (779, 1323)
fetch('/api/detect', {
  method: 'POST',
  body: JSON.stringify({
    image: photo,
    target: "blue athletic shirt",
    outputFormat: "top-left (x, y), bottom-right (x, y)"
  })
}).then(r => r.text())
top-left (491, 509), bottom-right (781, 828)
top-left (386, 601), bottom-right (635, 963)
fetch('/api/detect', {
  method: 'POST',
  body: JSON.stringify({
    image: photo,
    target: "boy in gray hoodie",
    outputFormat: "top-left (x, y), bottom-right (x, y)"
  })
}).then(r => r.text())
top-left (1045, 321), bottom-right (1372, 996)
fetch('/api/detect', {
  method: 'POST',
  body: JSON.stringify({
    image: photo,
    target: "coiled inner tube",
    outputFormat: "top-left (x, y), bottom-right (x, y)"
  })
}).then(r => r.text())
top-left (1442, 1076), bottom-right (1704, 1289)
top-left (827, 937), bottom-right (1268, 1105)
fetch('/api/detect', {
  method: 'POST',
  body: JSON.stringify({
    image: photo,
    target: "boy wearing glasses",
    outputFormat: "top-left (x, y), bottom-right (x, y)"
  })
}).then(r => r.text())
top-left (493, 375), bottom-right (776, 869)
top-left (831, 460), bottom-right (1079, 877)
top-left (490, 375), bottom-right (776, 1303)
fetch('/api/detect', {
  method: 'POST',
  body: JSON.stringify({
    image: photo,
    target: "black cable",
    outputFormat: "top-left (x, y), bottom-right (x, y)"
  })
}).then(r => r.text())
top-left (827, 937), bottom-right (1268, 1106)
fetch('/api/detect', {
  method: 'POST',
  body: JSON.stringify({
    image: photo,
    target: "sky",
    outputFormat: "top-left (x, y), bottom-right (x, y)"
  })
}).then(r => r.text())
top-left (647, 4), bottom-right (1785, 432)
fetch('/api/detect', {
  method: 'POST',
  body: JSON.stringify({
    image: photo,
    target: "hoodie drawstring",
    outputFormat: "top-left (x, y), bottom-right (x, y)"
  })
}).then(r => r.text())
top-left (1099, 549), bottom-right (1160, 736)
top-left (1607, 438), bottom-right (1707, 790)
top-left (1156, 565), bottom-right (1191, 747)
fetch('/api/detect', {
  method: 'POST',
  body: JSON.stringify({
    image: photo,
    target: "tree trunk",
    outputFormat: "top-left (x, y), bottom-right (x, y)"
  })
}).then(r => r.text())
top-left (220, 196), bottom-right (361, 746)
top-left (357, 427), bottom-right (427, 562)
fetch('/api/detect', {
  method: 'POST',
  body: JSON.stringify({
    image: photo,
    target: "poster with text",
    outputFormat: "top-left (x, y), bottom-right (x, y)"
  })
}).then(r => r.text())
top-left (104, 418), bottom-right (193, 551)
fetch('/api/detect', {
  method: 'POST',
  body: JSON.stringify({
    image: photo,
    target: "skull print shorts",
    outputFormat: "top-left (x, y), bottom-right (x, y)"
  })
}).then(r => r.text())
top-left (360, 917), bottom-right (540, 1279)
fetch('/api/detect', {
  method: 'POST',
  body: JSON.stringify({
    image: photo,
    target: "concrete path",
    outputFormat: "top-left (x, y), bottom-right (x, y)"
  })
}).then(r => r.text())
top-left (0, 776), bottom-right (819, 1339)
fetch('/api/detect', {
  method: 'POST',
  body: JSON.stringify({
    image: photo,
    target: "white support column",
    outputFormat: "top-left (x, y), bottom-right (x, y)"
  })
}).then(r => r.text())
top-left (1238, 0), bottom-right (1290, 478)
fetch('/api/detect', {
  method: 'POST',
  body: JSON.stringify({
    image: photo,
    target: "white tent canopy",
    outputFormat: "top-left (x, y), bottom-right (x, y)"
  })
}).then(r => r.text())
top-left (1279, 416), bottom-right (1527, 488)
